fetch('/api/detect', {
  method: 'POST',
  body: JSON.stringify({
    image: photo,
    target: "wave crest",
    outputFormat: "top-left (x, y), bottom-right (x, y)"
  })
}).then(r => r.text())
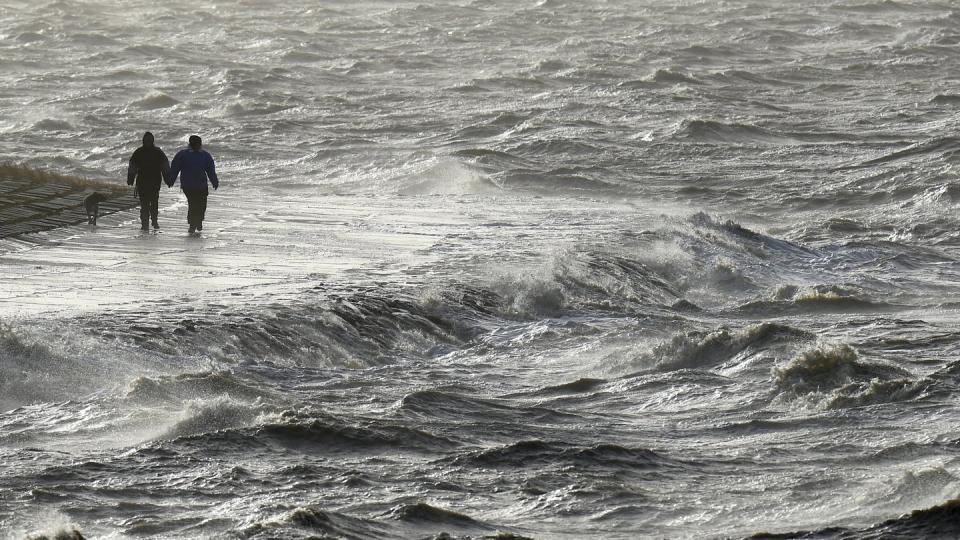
top-left (396, 159), bottom-right (500, 195)
top-left (491, 249), bottom-right (683, 317)
top-left (130, 92), bottom-right (179, 109)
top-left (0, 323), bottom-right (99, 410)
top-left (159, 396), bottom-right (269, 440)
top-left (456, 440), bottom-right (678, 470)
top-left (739, 284), bottom-right (893, 316)
top-left (388, 502), bottom-right (485, 527)
top-left (651, 69), bottom-right (703, 85)
top-left (827, 378), bottom-right (930, 409)
top-left (32, 119), bottom-right (73, 131)
top-left (774, 344), bottom-right (910, 396)
top-left (238, 506), bottom-right (386, 539)
top-left (672, 119), bottom-right (791, 145)
top-left (255, 413), bottom-right (459, 453)
top-left (758, 497), bottom-right (960, 539)
top-left (931, 94), bottom-right (960, 105)
top-left (126, 370), bottom-right (276, 404)
top-left (642, 323), bottom-right (812, 372)
top-left (25, 528), bottom-right (87, 540)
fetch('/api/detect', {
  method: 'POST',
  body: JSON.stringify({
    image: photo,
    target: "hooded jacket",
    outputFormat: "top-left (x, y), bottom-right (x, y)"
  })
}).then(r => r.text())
top-left (127, 138), bottom-right (170, 192)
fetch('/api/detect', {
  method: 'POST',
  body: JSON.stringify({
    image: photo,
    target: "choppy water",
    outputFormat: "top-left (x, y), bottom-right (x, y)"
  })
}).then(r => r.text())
top-left (3, 0), bottom-right (960, 538)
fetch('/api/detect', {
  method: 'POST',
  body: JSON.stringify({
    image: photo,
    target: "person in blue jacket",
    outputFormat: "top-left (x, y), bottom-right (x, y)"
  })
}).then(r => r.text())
top-left (167, 135), bottom-right (219, 234)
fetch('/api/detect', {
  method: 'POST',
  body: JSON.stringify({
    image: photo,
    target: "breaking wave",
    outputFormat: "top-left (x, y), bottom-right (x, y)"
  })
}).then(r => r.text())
top-left (394, 159), bottom-right (501, 195)
top-left (773, 343), bottom-right (917, 409)
top-left (158, 396), bottom-right (271, 440)
top-left (126, 370), bottom-right (278, 404)
top-left (825, 378), bottom-right (931, 409)
top-left (489, 249), bottom-right (682, 317)
top-left (87, 288), bottom-right (489, 367)
top-left (0, 323), bottom-right (113, 410)
top-left (69, 245), bottom-right (696, 374)
top-left (737, 284), bottom-right (897, 316)
top-left (637, 323), bottom-right (813, 373)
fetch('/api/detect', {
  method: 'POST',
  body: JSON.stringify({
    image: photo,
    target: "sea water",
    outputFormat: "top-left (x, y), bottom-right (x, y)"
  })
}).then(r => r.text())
top-left (3, 0), bottom-right (960, 538)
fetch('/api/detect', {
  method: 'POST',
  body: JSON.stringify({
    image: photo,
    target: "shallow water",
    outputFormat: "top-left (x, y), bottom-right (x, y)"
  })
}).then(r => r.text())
top-left (4, 0), bottom-right (960, 538)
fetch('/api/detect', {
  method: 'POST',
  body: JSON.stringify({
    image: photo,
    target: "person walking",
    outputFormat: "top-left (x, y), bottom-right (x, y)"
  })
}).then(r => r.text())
top-left (127, 131), bottom-right (170, 230)
top-left (167, 135), bottom-right (219, 234)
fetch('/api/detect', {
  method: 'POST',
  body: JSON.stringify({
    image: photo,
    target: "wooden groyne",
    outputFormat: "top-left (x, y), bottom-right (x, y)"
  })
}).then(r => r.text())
top-left (0, 164), bottom-right (135, 238)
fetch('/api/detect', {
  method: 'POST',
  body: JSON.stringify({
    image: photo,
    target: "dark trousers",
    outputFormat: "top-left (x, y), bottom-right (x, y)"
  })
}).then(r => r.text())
top-left (182, 188), bottom-right (209, 226)
top-left (138, 188), bottom-right (160, 226)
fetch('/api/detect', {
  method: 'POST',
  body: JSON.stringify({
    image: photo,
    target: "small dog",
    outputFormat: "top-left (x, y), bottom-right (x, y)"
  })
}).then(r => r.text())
top-left (83, 192), bottom-right (107, 225)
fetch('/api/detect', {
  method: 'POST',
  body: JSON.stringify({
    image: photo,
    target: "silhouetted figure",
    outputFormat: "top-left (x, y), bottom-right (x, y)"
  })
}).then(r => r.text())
top-left (83, 192), bottom-right (107, 225)
top-left (167, 135), bottom-right (219, 234)
top-left (127, 131), bottom-right (170, 231)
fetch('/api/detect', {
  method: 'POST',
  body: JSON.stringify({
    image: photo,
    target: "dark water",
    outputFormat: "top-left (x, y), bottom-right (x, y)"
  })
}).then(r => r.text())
top-left (3, 0), bottom-right (960, 538)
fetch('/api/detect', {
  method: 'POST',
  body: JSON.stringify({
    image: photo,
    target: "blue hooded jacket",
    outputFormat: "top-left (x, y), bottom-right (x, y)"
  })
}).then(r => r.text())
top-left (168, 148), bottom-right (219, 190)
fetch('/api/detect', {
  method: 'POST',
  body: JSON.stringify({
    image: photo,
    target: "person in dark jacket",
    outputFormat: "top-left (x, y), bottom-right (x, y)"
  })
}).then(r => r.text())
top-left (166, 135), bottom-right (219, 234)
top-left (127, 131), bottom-right (170, 230)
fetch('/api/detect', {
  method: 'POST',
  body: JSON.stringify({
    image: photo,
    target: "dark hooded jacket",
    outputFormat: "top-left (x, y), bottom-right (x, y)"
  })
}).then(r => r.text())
top-left (127, 133), bottom-right (170, 192)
